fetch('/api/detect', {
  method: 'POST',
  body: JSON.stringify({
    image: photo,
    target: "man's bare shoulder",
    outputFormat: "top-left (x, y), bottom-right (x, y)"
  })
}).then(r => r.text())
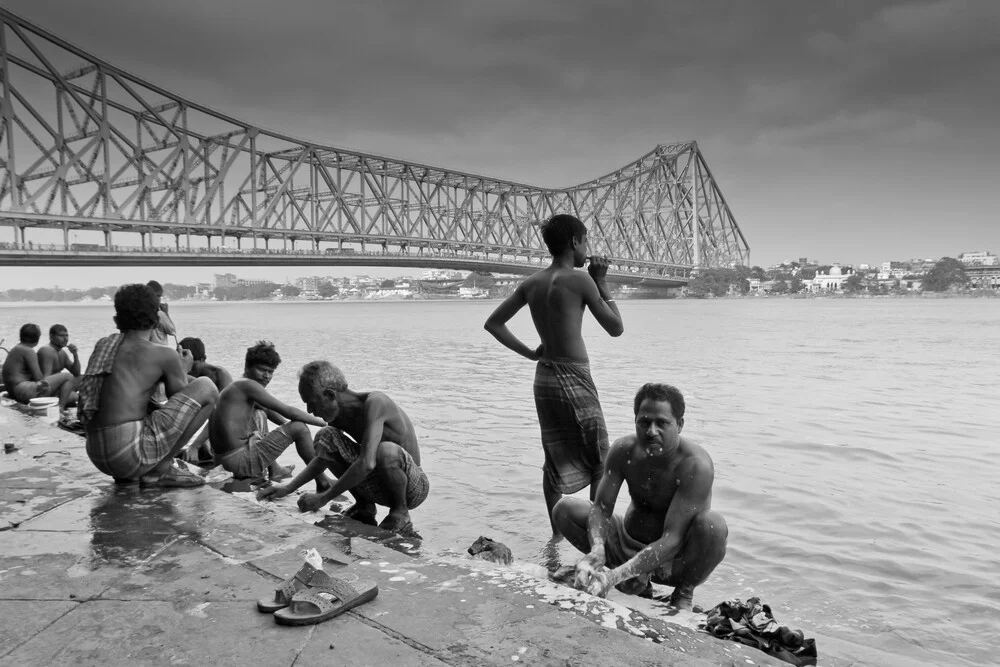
top-left (676, 437), bottom-right (714, 475)
top-left (606, 434), bottom-right (640, 463)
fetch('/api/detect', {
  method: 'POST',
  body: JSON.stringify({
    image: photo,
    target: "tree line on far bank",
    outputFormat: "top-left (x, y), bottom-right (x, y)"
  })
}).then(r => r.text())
top-left (685, 257), bottom-right (973, 298)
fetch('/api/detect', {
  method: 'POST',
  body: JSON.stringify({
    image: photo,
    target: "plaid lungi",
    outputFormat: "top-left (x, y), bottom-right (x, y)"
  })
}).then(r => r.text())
top-left (85, 392), bottom-right (202, 479)
top-left (533, 357), bottom-right (609, 494)
top-left (314, 426), bottom-right (429, 509)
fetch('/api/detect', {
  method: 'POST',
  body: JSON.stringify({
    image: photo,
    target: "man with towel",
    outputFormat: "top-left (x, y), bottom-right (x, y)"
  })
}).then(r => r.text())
top-left (79, 283), bottom-right (218, 487)
top-left (552, 383), bottom-right (728, 610)
top-left (484, 213), bottom-right (624, 533)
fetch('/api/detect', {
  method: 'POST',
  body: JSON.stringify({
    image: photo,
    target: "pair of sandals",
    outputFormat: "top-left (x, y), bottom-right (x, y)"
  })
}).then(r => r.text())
top-left (257, 560), bottom-right (379, 626)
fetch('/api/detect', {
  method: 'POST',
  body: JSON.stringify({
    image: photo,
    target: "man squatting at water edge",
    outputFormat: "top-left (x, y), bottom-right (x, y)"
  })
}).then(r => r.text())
top-left (257, 360), bottom-right (429, 536)
top-left (553, 383), bottom-right (728, 610)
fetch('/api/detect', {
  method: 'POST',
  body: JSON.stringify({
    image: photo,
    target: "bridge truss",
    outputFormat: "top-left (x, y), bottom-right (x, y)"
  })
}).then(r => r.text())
top-left (0, 8), bottom-right (749, 282)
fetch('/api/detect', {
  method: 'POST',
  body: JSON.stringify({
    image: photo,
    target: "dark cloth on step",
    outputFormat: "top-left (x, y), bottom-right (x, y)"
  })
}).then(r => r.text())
top-left (701, 597), bottom-right (817, 666)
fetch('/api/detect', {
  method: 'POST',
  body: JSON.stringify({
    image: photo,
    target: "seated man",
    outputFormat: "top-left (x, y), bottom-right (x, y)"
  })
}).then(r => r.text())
top-left (38, 324), bottom-right (81, 378)
top-left (552, 383), bottom-right (728, 610)
top-left (80, 284), bottom-right (218, 487)
top-left (178, 337), bottom-right (233, 390)
top-left (1, 323), bottom-right (75, 409)
top-left (209, 341), bottom-right (329, 486)
top-left (257, 360), bottom-right (429, 534)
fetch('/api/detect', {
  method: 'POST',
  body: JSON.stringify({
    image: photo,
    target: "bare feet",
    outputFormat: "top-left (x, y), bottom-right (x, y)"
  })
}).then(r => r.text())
top-left (378, 512), bottom-right (413, 534)
top-left (343, 503), bottom-right (378, 526)
top-left (669, 585), bottom-right (695, 611)
top-left (269, 463), bottom-right (295, 482)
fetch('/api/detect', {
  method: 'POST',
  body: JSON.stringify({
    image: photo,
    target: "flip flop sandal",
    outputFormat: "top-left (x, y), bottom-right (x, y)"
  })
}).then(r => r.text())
top-left (273, 576), bottom-right (378, 626)
top-left (343, 504), bottom-right (377, 526)
top-left (139, 465), bottom-right (205, 488)
top-left (256, 551), bottom-right (354, 613)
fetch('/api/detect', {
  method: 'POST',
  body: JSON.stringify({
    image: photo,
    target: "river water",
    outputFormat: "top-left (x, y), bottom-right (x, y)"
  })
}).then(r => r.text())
top-left (2, 297), bottom-right (998, 665)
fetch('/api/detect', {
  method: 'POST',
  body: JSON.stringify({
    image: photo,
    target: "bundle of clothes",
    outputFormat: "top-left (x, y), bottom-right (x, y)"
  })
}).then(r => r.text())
top-left (701, 597), bottom-right (818, 666)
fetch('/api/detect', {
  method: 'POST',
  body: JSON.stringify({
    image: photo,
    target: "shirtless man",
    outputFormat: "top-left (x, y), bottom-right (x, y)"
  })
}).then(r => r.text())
top-left (484, 213), bottom-right (623, 532)
top-left (1, 323), bottom-right (75, 409)
top-left (552, 383), bottom-right (728, 610)
top-left (147, 280), bottom-right (176, 347)
top-left (209, 341), bottom-right (328, 486)
top-left (257, 360), bottom-right (429, 535)
top-left (38, 324), bottom-right (81, 378)
top-left (178, 337), bottom-right (233, 390)
top-left (81, 284), bottom-right (218, 487)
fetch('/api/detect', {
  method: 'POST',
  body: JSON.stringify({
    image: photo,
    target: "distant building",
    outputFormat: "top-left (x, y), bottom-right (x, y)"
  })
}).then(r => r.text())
top-left (214, 273), bottom-right (237, 288)
top-left (810, 265), bottom-right (854, 292)
top-left (959, 251), bottom-right (997, 266)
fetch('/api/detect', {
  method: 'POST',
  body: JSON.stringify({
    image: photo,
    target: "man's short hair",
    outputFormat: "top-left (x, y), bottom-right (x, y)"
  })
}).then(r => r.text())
top-left (146, 280), bottom-right (164, 296)
top-left (633, 383), bottom-right (686, 421)
top-left (245, 341), bottom-right (281, 369)
top-left (114, 284), bottom-right (160, 331)
top-left (179, 337), bottom-right (206, 362)
top-left (49, 324), bottom-right (67, 337)
top-left (299, 360), bottom-right (348, 396)
top-left (19, 323), bottom-right (41, 345)
top-left (540, 214), bottom-right (587, 256)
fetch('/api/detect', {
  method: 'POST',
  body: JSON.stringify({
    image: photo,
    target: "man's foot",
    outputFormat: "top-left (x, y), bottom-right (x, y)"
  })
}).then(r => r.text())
top-left (343, 503), bottom-right (378, 526)
top-left (668, 585), bottom-right (695, 611)
top-left (269, 463), bottom-right (295, 482)
top-left (616, 578), bottom-right (654, 598)
top-left (140, 464), bottom-right (205, 488)
top-left (377, 513), bottom-right (413, 535)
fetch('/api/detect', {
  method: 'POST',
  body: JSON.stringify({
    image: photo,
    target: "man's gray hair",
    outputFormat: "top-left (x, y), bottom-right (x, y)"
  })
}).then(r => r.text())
top-left (299, 360), bottom-right (348, 394)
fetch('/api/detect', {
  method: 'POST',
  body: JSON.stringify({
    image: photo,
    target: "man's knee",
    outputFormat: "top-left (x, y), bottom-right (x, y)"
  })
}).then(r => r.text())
top-left (374, 441), bottom-right (406, 469)
top-left (184, 377), bottom-right (219, 406)
top-left (552, 497), bottom-right (590, 529)
top-left (690, 510), bottom-right (728, 555)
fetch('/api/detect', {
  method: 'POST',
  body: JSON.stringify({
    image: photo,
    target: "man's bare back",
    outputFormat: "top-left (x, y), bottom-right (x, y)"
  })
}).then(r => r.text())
top-left (2, 344), bottom-right (41, 388)
top-left (340, 391), bottom-right (420, 464)
top-left (88, 334), bottom-right (190, 429)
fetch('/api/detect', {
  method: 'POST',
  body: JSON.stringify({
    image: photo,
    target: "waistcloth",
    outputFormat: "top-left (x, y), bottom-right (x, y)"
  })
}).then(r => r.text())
top-left (76, 333), bottom-right (123, 427)
top-left (218, 409), bottom-right (296, 478)
top-left (533, 357), bottom-right (609, 494)
top-left (85, 392), bottom-right (201, 479)
top-left (314, 426), bottom-right (429, 509)
top-left (602, 512), bottom-right (674, 585)
top-left (11, 380), bottom-right (47, 404)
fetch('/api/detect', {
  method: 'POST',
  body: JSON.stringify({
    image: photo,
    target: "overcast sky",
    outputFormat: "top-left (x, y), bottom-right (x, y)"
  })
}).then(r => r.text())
top-left (2, 0), bottom-right (998, 289)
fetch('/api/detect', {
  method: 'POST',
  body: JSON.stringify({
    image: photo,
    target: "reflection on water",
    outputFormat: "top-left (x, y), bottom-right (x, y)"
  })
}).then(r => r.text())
top-left (5, 297), bottom-right (1000, 665)
top-left (88, 486), bottom-right (182, 565)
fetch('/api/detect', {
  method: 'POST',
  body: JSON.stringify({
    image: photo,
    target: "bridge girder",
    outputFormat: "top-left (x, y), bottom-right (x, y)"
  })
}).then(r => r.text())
top-left (0, 8), bottom-right (749, 277)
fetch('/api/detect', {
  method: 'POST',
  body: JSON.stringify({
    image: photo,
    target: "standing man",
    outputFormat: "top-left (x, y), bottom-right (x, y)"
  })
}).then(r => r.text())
top-left (552, 383), bottom-right (728, 610)
top-left (38, 324), bottom-right (81, 378)
top-left (1, 323), bottom-right (75, 409)
top-left (146, 280), bottom-right (176, 347)
top-left (257, 360), bottom-right (429, 535)
top-left (484, 213), bottom-right (623, 533)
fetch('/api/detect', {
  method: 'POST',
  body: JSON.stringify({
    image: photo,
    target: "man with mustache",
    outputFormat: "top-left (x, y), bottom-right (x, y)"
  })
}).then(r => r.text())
top-left (552, 383), bottom-right (728, 611)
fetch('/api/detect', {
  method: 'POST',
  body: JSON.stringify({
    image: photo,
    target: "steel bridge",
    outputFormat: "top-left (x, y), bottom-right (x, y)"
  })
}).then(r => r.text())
top-left (0, 8), bottom-right (749, 286)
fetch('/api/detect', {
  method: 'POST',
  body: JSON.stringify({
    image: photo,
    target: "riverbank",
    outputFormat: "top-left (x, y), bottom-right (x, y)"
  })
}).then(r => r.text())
top-left (0, 409), bottom-right (793, 666)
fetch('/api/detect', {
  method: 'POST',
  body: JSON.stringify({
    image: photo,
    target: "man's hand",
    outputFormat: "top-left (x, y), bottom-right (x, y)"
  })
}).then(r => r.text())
top-left (531, 343), bottom-right (545, 361)
top-left (297, 492), bottom-right (327, 512)
top-left (307, 415), bottom-right (328, 428)
top-left (256, 484), bottom-right (290, 501)
top-left (66, 343), bottom-right (78, 355)
top-left (178, 348), bottom-right (194, 373)
top-left (160, 302), bottom-right (170, 314)
top-left (574, 548), bottom-right (607, 591)
top-left (587, 255), bottom-right (610, 282)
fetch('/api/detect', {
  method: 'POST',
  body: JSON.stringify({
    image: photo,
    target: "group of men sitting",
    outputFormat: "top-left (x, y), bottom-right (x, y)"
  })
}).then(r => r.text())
top-left (75, 282), bottom-right (429, 535)
top-left (2, 322), bottom-right (81, 424)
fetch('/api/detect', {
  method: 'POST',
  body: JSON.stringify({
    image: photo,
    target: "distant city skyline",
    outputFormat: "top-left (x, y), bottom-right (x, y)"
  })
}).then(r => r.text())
top-left (1, 0), bottom-right (998, 288)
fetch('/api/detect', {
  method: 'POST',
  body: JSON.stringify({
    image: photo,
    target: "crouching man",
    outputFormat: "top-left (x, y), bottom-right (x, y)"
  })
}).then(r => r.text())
top-left (552, 383), bottom-right (728, 610)
top-left (80, 284), bottom-right (218, 487)
top-left (257, 360), bottom-right (429, 535)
